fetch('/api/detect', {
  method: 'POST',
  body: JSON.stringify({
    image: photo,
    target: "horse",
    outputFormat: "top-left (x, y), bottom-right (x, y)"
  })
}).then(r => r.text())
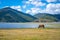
top-left (38, 24), bottom-right (45, 28)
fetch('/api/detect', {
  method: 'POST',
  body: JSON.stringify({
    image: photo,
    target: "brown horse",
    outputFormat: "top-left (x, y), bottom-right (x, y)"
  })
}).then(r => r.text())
top-left (38, 24), bottom-right (45, 28)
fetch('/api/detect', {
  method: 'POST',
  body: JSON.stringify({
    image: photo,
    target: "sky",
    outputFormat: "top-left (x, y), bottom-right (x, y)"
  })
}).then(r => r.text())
top-left (0, 0), bottom-right (60, 15)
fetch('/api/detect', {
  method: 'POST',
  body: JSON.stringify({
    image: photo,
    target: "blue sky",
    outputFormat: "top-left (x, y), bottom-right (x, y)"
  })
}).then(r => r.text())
top-left (0, 0), bottom-right (60, 15)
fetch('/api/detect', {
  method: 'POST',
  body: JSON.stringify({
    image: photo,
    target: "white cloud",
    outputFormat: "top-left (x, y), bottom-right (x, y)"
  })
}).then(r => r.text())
top-left (26, 10), bottom-right (31, 13)
top-left (26, 3), bottom-right (60, 15)
top-left (46, 0), bottom-right (57, 3)
top-left (24, 0), bottom-right (46, 7)
top-left (31, 1), bottom-right (46, 6)
top-left (45, 3), bottom-right (60, 14)
top-left (11, 6), bottom-right (21, 11)
top-left (22, 5), bottom-right (26, 9)
top-left (31, 8), bottom-right (41, 13)
top-left (22, 0), bottom-right (46, 15)
top-left (29, 0), bottom-right (41, 2)
top-left (25, 1), bottom-right (30, 4)
top-left (26, 8), bottom-right (42, 15)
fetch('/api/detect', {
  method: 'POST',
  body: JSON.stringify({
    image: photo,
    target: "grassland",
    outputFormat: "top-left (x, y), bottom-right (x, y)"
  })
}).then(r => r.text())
top-left (0, 28), bottom-right (60, 40)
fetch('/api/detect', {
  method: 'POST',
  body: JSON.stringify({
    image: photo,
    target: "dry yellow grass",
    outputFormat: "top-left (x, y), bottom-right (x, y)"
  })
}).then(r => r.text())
top-left (0, 28), bottom-right (60, 40)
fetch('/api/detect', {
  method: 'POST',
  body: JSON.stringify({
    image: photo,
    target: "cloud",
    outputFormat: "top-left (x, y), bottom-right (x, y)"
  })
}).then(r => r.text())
top-left (28, 0), bottom-right (41, 2)
top-left (26, 10), bottom-right (31, 13)
top-left (45, 3), bottom-right (60, 14)
top-left (30, 8), bottom-right (41, 13)
top-left (10, 6), bottom-right (22, 11)
top-left (26, 8), bottom-right (42, 15)
top-left (24, 0), bottom-right (46, 7)
top-left (22, 5), bottom-right (26, 9)
top-left (46, 0), bottom-right (57, 3)
top-left (25, 1), bottom-right (30, 4)
top-left (22, 0), bottom-right (47, 15)
top-left (26, 3), bottom-right (60, 15)
top-left (31, 1), bottom-right (46, 6)
top-left (4, 0), bottom-right (59, 15)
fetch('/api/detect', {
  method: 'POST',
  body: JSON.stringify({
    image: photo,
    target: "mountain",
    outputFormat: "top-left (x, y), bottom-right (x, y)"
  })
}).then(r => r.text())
top-left (0, 7), bottom-right (37, 22)
top-left (34, 13), bottom-right (59, 22)
top-left (53, 14), bottom-right (60, 21)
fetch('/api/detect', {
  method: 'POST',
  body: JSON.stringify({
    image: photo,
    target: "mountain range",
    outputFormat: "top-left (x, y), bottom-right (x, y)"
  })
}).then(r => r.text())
top-left (34, 13), bottom-right (60, 22)
top-left (0, 7), bottom-right (37, 22)
top-left (0, 7), bottom-right (60, 22)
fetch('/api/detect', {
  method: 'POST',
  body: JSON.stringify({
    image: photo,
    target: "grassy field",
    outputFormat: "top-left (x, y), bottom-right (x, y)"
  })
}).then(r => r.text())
top-left (0, 28), bottom-right (60, 40)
